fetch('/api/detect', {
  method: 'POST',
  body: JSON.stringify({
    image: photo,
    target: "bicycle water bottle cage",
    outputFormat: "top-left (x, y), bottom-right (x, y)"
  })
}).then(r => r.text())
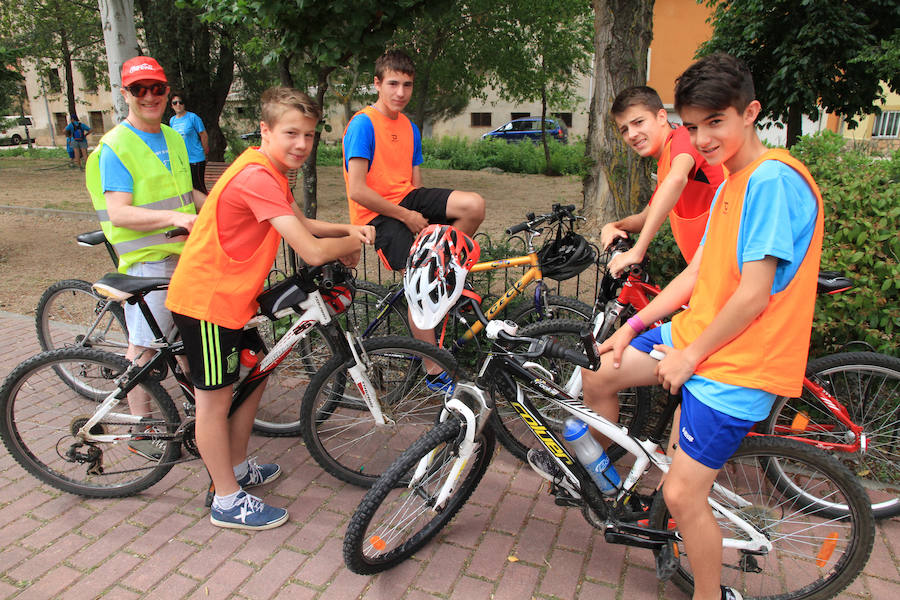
top-left (257, 275), bottom-right (308, 321)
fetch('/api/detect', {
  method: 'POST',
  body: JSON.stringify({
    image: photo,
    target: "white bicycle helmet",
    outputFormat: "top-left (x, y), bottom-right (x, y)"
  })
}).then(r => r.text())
top-left (404, 224), bottom-right (480, 330)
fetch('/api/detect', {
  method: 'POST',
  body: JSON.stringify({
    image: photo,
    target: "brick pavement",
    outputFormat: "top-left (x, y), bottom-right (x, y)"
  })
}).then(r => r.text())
top-left (0, 310), bottom-right (897, 600)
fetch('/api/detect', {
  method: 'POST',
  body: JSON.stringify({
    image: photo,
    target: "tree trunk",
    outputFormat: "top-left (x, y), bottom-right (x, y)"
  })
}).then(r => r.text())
top-left (59, 28), bottom-right (77, 118)
top-left (786, 104), bottom-right (802, 148)
top-left (301, 66), bottom-right (333, 219)
top-left (582, 0), bottom-right (655, 230)
top-left (97, 0), bottom-right (139, 123)
top-left (278, 53), bottom-right (294, 88)
top-left (540, 81), bottom-right (552, 175)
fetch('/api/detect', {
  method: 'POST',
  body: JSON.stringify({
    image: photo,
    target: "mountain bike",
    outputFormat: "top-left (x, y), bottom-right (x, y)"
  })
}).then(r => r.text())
top-left (500, 237), bottom-right (900, 518)
top-left (343, 322), bottom-right (876, 600)
top-left (0, 263), bottom-right (458, 497)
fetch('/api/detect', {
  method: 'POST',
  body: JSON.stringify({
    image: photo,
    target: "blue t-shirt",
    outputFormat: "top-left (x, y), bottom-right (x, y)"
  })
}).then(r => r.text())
top-left (342, 110), bottom-right (423, 171)
top-left (169, 112), bottom-right (206, 163)
top-left (99, 122), bottom-right (171, 193)
top-left (686, 160), bottom-right (819, 422)
top-left (65, 121), bottom-right (90, 140)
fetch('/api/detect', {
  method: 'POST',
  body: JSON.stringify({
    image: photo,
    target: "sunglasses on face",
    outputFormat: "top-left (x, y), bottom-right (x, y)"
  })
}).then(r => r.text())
top-left (171, 99), bottom-right (184, 105)
top-left (125, 83), bottom-right (168, 98)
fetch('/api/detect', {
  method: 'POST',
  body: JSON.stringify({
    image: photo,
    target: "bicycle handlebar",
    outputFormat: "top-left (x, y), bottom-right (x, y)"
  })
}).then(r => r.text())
top-left (165, 227), bottom-right (190, 239)
top-left (493, 325), bottom-right (598, 370)
top-left (505, 203), bottom-right (579, 235)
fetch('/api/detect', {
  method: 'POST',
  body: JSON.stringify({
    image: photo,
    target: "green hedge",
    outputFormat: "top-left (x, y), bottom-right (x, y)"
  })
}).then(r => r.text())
top-left (0, 147), bottom-right (68, 159)
top-left (421, 136), bottom-right (590, 176)
top-left (645, 131), bottom-right (898, 357)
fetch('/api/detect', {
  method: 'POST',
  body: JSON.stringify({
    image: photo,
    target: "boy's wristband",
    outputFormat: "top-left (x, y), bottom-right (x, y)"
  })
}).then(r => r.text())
top-left (627, 315), bottom-right (646, 334)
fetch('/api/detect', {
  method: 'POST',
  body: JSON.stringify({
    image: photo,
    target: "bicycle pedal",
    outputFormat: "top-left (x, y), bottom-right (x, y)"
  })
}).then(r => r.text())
top-left (655, 539), bottom-right (679, 581)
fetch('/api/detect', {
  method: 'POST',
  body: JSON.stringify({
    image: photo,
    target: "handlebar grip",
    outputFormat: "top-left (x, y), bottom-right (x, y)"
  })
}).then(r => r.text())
top-left (506, 222), bottom-right (529, 235)
top-left (543, 340), bottom-right (591, 369)
top-left (165, 227), bottom-right (189, 239)
top-left (320, 264), bottom-right (335, 289)
top-left (581, 327), bottom-right (600, 369)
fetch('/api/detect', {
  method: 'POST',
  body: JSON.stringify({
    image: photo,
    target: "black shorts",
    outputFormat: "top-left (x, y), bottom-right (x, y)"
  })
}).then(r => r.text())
top-left (172, 313), bottom-right (264, 390)
top-left (190, 161), bottom-right (208, 195)
top-left (369, 187), bottom-right (453, 271)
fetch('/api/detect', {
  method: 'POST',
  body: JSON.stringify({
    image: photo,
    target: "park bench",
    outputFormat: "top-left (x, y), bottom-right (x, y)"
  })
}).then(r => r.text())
top-left (204, 161), bottom-right (299, 191)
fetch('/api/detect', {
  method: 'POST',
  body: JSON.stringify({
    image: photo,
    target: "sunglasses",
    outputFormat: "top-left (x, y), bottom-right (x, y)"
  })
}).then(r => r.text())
top-left (171, 99), bottom-right (184, 105)
top-left (125, 82), bottom-right (168, 98)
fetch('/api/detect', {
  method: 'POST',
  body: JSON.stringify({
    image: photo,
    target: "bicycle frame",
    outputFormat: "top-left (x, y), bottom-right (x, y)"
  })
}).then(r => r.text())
top-left (423, 351), bottom-right (774, 555)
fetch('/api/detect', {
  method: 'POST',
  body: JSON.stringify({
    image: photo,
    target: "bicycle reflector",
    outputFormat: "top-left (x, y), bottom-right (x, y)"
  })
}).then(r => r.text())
top-left (790, 412), bottom-right (811, 434)
top-left (816, 531), bottom-right (839, 567)
top-left (369, 535), bottom-right (387, 551)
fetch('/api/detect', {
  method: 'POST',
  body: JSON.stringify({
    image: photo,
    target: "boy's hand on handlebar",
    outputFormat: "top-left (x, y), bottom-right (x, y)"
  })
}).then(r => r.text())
top-left (349, 224), bottom-right (375, 245)
top-left (172, 212), bottom-right (197, 231)
top-left (652, 344), bottom-right (696, 395)
top-left (600, 223), bottom-right (627, 249)
top-left (607, 247), bottom-right (643, 279)
top-left (595, 325), bottom-right (637, 369)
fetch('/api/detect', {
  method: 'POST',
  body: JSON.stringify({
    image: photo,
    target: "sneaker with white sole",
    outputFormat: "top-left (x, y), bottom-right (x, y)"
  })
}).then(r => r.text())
top-left (128, 426), bottom-right (166, 461)
top-left (424, 371), bottom-right (455, 394)
top-left (722, 587), bottom-right (743, 600)
top-left (209, 491), bottom-right (288, 530)
top-left (236, 458), bottom-right (281, 489)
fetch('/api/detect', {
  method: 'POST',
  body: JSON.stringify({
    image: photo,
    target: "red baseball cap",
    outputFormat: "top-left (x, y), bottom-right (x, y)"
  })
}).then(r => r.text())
top-left (121, 56), bottom-right (168, 87)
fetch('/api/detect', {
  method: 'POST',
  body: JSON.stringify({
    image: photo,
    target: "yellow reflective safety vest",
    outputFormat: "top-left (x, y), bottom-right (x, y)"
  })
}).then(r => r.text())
top-left (85, 123), bottom-right (196, 272)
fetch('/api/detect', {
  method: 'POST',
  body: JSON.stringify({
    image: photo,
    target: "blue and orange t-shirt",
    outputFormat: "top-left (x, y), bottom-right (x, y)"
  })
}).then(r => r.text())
top-left (342, 106), bottom-right (423, 225)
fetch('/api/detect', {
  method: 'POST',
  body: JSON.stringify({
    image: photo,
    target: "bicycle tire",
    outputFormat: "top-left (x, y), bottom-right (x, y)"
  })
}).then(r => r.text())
top-left (649, 436), bottom-right (875, 600)
top-left (252, 281), bottom-right (409, 436)
top-left (760, 351), bottom-right (900, 519)
top-left (35, 279), bottom-right (129, 394)
top-left (343, 416), bottom-right (495, 574)
top-left (489, 319), bottom-right (651, 462)
top-left (0, 348), bottom-right (181, 497)
top-left (508, 293), bottom-right (592, 325)
top-left (300, 335), bottom-right (460, 487)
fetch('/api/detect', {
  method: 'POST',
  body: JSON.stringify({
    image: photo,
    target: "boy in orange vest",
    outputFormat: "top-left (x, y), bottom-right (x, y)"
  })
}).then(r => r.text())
top-left (531, 54), bottom-right (823, 600)
top-left (601, 85), bottom-right (724, 277)
top-left (166, 87), bottom-right (374, 530)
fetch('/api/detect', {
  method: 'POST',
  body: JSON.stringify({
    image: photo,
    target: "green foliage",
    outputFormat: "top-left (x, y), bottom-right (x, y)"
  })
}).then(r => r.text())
top-left (0, 147), bottom-right (67, 158)
top-left (421, 136), bottom-right (589, 177)
top-left (645, 131), bottom-right (899, 356)
top-left (791, 131), bottom-right (899, 356)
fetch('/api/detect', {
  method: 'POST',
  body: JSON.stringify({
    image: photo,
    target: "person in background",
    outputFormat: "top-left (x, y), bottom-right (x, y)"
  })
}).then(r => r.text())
top-left (65, 114), bottom-right (91, 170)
top-left (169, 92), bottom-right (209, 194)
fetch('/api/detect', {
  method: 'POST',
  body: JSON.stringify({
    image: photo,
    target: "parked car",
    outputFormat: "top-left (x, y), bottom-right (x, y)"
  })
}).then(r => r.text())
top-left (240, 128), bottom-right (261, 141)
top-left (0, 115), bottom-right (36, 145)
top-left (481, 117), bottom-right (568, 144)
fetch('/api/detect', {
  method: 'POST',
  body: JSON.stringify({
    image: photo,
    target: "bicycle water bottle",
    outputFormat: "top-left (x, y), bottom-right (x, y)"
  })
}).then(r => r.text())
top-left (563, 417), bottom-right (621, 495)
top-left (239, 349), bottom-right (258, 379)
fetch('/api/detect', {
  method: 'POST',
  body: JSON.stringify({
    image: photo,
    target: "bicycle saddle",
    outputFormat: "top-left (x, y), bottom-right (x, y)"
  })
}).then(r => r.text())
top-left (817, 270), bottom-right (852, 295)
top-left (76, 230), bottom-right (107, 247)
top-left (93, 272), bottom-right (170, 301)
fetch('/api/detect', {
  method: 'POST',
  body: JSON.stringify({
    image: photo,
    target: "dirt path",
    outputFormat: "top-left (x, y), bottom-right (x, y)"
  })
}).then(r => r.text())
top-left (0, 156), bottom-right (583, 316)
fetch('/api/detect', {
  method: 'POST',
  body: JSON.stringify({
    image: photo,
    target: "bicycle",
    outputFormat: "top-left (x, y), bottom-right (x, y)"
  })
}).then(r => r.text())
top-left (0, 262), bottom-right (458, 496)
top-left (342, 322), bottom-right (876, 600)
top-left (498, 237), bottom-right (900, 518)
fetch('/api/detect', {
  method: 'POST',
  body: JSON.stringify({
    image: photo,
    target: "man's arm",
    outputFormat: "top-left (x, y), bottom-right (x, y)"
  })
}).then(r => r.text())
top-left (105, 191), bottom-right (198, 231)
top-left (654, 256), bottom-right (777, 393)
top-left (191, 189), bottom-right (206, 209)
top-left (199, 130), bottom-right (209, 156)
top-left (607, 153), bottom-right (695, 277)
top-left (347, 157), bottom-right (427, 233)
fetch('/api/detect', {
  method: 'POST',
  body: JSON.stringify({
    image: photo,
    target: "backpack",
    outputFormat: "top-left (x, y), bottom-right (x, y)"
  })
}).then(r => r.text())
top-left (72, 122), bottom-right (85, 140)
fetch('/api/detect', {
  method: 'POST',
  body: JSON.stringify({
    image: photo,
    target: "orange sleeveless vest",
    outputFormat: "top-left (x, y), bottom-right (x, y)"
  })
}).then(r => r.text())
top-left (656, 129), bottom-right (720, 263)
top-left (671, 149), bottom-right (824, 397)
top-left (165, 149), bottom-right (288, 329)
top-left (343, 106), bottom-right (417, 225)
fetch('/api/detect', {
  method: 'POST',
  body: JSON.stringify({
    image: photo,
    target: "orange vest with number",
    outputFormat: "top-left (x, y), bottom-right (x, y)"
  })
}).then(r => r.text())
top-left (655, 128), bottom-right (723, 263)
top-left (671, 149), bottom-right (824, 397)
top-left (165, 149), bottom-right (287, 329)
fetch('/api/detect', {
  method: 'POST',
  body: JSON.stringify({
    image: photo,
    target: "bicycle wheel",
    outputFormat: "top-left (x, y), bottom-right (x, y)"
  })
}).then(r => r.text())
top-left (0, 348), bottom-right (181, 497)
top-left (36, 279), bottom-right (129, 394)
top-left (760, 352), bottom-right (900, 519)
top-left (509, 293), bottom-right (592, 325)
top-left (343, 416), bottom-right (495, 574)
top-left (301, 336), bottom-right (460, 487)
top-left (489, 319), bottom-right (651, 462)
top-left (649, 436), bottom-right (875, 600)
top-left (346, 280), bottom-right (411, 338)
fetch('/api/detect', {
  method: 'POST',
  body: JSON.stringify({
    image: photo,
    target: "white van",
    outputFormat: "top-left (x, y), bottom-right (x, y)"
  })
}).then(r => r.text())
top-left (0, 115), bottom-right (36, 145)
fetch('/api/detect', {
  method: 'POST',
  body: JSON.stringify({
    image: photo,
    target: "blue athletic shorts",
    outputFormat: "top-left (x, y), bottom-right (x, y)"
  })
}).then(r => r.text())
top-left (629, 326), bottom-right (755, 469)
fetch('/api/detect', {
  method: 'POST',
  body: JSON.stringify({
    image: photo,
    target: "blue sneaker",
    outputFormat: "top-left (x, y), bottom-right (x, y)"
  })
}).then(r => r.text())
top-left (210, 491), bottom-right (288, 530)
top-left (236, 458), bottom-right (281, 489)
top-left (425, 371), bottom-right (456, 394)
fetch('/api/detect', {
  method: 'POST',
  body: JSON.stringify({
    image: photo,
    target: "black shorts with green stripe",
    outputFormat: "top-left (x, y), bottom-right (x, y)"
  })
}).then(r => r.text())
top-left (172, 312), bottom-right (264, 390)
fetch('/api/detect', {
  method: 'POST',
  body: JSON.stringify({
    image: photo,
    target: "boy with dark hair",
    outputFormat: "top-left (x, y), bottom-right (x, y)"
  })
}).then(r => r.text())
top-left (601, 85), bottom-right (724, 277)
top-left (538, 54), bottom-right (824, 600)
top-left (166, 86), bottom-right (374, 530)
top-left (342, 48), bottom-right (485, 389)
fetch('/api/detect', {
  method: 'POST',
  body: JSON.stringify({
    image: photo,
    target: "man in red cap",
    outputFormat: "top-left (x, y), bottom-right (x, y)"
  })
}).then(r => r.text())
top-left (85, 56), bottom-right (206, 460)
